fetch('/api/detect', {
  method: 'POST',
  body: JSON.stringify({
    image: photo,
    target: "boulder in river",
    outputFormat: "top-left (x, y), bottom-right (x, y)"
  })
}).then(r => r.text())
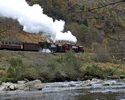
top-left (25, 80), bottom-right (44, 91)
top-left (103, 81), bottom-right (115, 86)
top-left (0, 79), bottom-right (44, 91)
top-left (17, 81), bottom-right (26, 84)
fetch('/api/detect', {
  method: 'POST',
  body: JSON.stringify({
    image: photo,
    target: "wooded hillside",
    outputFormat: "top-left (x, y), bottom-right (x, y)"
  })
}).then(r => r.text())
top-left (0, 0), bottom-right (125, 59)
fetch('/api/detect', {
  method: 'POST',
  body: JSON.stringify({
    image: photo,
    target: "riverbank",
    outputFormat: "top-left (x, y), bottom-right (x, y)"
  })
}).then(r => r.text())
top-left (0, 50), bottom-right (125, 83)
top-left (0, 79), bottom-right (125, 100)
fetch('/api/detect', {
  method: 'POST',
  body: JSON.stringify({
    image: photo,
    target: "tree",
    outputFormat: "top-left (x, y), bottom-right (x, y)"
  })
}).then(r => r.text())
top-left (79, 24), bottom-right (88, 42)
top-left (54, 6), bottom-right (64, 20)
top-left (81, 4), bottom-right (85, 11)
top-left (67, 14), bottom-right (71, 23)
top-left (29, 0), bottom-right (34, 6)
top-left (112, 28), bottom-right (116, 33)
top-left (82, 18), bottom-right (88, 27)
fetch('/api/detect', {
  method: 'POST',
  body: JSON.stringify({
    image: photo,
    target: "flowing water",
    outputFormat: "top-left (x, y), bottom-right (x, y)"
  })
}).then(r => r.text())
top-left (0, 80), bottom-right (125, 100)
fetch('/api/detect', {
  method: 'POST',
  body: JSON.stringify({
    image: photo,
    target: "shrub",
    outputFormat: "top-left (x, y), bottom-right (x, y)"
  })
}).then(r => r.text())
top-left (91, 42), bottom-right (101, 52)
top-left (47, 60), bottom-right (58, 70)
top-left (84, 65), bottom-right (104, 78)
top-left (18, 52), bottom-right (25, 58)
top-left (0, 76), bottom-right (14, 82)
top-left (55, 54), bottom-right (64, 63)
top-left (8, 57), bottom-right (23, 67)
top-left (61, 50), bottom-right (82, 80)
top-left (100, 15), bottom-right (104, 20)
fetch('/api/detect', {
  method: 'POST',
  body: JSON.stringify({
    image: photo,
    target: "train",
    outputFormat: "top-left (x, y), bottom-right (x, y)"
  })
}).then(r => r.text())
top-left (0, 39), bottom-right (84, 53)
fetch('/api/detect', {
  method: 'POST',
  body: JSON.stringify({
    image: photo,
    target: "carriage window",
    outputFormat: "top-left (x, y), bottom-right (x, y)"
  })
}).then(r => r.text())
top-left (12, 42), bottom-right (14, 45)
top-left (2, 41), bottom-right (4, 44)
top-left (9, 42), bottom-right (11, 45)
top-left (5, 41), bottom-right (8, 44)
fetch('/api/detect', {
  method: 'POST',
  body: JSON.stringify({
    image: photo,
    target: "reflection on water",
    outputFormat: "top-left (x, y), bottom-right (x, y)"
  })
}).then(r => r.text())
top-left (0, 80), bottom-right (125, 100)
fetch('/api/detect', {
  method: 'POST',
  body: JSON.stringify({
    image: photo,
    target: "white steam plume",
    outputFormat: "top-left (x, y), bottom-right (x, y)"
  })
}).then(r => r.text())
top-left (0, 0), bottom-right (77, 43)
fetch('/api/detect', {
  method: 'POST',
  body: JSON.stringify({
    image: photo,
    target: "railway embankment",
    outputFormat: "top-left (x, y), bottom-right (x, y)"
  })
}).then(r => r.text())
top-left (0, 50), bottom-right (125, 83)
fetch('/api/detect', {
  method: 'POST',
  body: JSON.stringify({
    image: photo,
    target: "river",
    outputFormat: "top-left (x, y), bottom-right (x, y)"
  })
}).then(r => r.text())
top-left (0, 80), bottom-right (125, 100)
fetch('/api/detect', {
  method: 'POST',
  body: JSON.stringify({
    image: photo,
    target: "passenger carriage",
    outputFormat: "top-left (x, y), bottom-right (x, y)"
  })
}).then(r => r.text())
top-left (0, 39), bottom-right (22, 50)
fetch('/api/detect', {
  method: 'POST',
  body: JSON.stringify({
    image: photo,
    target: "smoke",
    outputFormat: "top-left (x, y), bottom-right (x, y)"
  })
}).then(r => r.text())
top-left (0, 0), bottom-right (77, 43)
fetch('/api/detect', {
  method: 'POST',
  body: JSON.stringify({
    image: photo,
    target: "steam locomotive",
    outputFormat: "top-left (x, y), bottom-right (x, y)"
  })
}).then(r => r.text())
top-left (0, 39), bottom-right (84, 53)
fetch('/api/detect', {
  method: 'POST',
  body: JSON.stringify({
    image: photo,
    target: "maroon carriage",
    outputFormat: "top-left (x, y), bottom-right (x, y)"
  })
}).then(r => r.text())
top-left (23, 42), bottom-right (41, 51)
top-left (0, 39), bottom-right (22, 50)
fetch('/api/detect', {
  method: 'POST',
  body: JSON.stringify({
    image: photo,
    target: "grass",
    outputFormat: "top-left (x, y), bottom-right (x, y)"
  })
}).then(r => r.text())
top-left (0, 51), bottom-right (124, 82)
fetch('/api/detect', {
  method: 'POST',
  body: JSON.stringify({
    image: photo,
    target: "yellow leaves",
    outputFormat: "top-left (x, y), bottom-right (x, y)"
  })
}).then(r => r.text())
top-left (92, 18), bottom-right (96, 23)
top-left (102, 38), bottom-right (110, 51)
top-left (106, 11), bottom-right (110, 15)
top-left (100, 8), bottom-right (104, 13)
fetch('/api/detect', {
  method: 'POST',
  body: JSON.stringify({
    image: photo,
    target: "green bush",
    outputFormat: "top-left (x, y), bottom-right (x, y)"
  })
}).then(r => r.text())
top-left (100, 15), bottom-right (105, 20)
top-left (85, 65), bottom-right (104, 78)
top-left (47, 61), bottom-right (58, 70)
top-left (8, 57), bottom-right (23, 67)
top-left (0, 76), bottom-right (14, 82)
top-left (61, 50), bottom-right (82, 80)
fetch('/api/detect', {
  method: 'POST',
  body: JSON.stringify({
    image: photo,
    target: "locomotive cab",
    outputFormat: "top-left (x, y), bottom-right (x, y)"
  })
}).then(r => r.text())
top-left (50, 45), bottom-right (57, 53)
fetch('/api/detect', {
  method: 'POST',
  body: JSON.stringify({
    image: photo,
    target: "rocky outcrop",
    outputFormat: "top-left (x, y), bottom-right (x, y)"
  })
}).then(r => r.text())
top-left (79, 79), bottom-right (114, 86)
top-left (79, 79), bottom-right (104, 86)
top-left (0, 80), bottom-right (44, 91)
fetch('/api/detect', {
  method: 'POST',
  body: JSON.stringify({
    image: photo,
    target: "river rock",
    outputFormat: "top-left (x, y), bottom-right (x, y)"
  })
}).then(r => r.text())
top-left (0, 80), bottom-right (44, 91)
top-left (0, 86), bottom-right (5, 91)
top-left (120, 75), bottom-right (125, 79)
top-left (17, 84), bottom-right (26, 90)
top-left (103, 82), bottom-right (114, 86)
top-left (79, 80), bottom-right (91, 86)
top-left (17, 81), bottom-right (26, 84)
top-left (64, 83), bottom-right (76, 87)
top-left (92, 79), bottom-right (104, 83)
top-left (9, 84), bottom-right (19, 90)
top-left (0, 81), bottom-right (2, 85)
top-left (9, 84), bottom-right (15, 90)
top-left (0, 85), bottom-right (10, 91)
top-left (80, 79), bottom-right (104, 86)
top-left (25, 80), bottom-right (43, 91)
top-left (25, 80), bottom-right (42, 86)
top-left (2, 82), bottom-right (13, 87)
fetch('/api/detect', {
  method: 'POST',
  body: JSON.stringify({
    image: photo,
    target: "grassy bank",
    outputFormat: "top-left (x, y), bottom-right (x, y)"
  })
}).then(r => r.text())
top-left (0, 51), bottom-right (125, 82)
